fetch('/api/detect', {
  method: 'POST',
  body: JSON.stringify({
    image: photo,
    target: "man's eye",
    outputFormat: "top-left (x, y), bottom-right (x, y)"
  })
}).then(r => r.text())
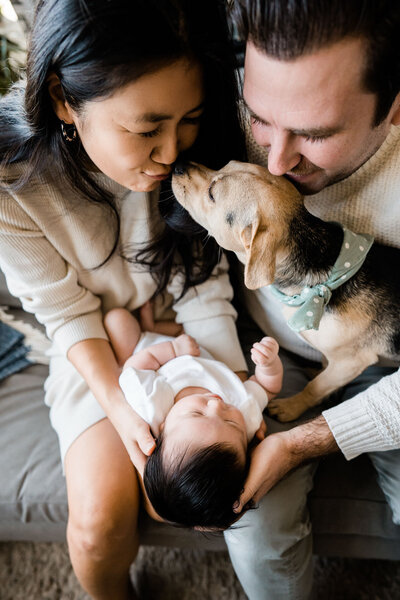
top-left (303, 134), bottom-right (328, 143)
top-left (251, 116), bottom-right (265, 127)
top-left (208, 185), bottom-right (215, 202)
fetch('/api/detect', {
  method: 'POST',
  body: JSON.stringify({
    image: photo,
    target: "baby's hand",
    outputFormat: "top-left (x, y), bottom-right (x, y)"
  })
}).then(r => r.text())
top-left (172, 334), bottom-right (200, 358)
top-left (251, 337), bottom-right (279, 367)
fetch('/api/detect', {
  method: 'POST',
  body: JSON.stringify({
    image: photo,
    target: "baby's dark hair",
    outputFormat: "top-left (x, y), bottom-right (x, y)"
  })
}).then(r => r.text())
top-left (143, 434), bottom-right (253, 530)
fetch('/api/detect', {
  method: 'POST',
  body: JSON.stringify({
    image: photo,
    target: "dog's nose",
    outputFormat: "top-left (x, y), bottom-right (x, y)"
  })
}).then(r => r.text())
top-left (173, 160), bottom-right (187, 176)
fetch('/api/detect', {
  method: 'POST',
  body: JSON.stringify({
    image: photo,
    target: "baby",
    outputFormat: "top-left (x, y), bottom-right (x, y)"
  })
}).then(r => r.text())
top-left (104, 307), bottom-right (283, 530)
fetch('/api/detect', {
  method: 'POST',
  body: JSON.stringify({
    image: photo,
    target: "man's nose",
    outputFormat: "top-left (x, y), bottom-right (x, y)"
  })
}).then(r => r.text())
top-left (267, 135), bottom-right (301, 176)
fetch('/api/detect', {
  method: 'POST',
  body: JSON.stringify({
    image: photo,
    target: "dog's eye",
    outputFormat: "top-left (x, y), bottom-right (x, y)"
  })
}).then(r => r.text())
top-left (208, 184), bottom-right (215, 203)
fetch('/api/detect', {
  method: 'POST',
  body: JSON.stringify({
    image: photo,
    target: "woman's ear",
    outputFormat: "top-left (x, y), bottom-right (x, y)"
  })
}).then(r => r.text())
top-left (47, 72), bottom-right (75, 124)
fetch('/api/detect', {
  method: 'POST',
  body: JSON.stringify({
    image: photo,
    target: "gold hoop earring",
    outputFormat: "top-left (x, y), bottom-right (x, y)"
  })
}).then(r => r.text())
top-left (61, 121), bottom-right (77, 142)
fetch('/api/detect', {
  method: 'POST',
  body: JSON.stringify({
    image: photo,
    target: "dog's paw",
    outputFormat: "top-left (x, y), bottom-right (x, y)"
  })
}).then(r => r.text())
top-left (268, 396), bottom-right (308, 422)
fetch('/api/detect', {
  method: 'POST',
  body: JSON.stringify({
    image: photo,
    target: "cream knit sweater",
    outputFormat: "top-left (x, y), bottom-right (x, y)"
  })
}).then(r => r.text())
top-left (0, 164), bottom-right (247, 373)
top-left (246, 124), bottom-right (400, 459)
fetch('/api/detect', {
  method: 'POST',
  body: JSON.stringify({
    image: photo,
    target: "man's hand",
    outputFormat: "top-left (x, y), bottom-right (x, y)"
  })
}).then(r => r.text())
top-left (234, 416), bottom-right (338, 513)
top-left (233, 431), bottom-right (296, 512)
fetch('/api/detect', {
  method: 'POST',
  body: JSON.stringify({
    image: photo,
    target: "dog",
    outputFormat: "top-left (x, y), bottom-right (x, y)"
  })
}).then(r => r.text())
top-left (172, 160), bottom-right (400, 422)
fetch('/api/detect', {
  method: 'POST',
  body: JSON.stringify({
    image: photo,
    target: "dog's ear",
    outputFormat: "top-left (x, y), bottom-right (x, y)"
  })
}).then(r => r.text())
top-left (240, 219), bottom-right (277, 289)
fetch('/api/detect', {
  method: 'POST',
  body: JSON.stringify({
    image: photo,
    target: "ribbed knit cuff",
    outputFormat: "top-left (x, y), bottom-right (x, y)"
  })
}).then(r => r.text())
top-left (322, 395), bottom-right (379, 460)
top-left (52, 311), bottom-right (108, 356)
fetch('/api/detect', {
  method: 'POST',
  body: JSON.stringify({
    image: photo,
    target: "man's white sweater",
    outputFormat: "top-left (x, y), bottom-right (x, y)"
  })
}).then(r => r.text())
top-left (246, 124), bottom-right (400, 459)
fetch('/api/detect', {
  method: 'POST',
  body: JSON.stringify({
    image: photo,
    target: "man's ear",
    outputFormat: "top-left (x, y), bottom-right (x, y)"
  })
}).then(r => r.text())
top-left (240, 219), bottom-right (277, 290)
top-left (47, 72), bottom-right (75, 124)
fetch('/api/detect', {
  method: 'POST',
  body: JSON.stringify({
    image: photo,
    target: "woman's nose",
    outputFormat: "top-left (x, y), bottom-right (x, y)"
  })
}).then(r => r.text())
top-left (152, 133), bottom-right (179, 165)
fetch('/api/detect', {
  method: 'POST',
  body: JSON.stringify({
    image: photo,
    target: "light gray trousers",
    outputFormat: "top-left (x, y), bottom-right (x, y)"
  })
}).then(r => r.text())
top-left (224, 330), bottom-right (400, 600)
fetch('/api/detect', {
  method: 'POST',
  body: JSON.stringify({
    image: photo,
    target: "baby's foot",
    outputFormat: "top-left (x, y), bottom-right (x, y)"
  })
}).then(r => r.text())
top-left (172, 334), bottom-right (200, 358)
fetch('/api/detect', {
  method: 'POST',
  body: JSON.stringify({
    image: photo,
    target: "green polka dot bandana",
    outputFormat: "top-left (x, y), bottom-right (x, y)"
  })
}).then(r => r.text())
top-left (269, 226), bottom-right (374, 332)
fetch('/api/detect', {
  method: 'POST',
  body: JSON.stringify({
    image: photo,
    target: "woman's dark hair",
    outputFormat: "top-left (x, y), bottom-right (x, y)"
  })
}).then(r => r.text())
top-left (0, 0), bottom-right (246, 288)
top-left (144, 435), bottom-right (253, 530)
top-left (231, 0), bottom-right (400, 126)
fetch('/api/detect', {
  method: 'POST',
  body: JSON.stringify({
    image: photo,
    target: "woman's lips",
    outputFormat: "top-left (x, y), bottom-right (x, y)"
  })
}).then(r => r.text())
top-left (144, 172), bottom-right (170, 181)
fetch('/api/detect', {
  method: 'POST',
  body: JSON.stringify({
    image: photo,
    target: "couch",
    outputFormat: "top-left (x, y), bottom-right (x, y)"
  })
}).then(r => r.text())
top-left (1, 269), bottom-right (400, 562)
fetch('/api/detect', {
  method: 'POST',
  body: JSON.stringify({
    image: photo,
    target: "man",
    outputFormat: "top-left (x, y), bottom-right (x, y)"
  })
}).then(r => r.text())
top-left (223, 2), bottom-right (400, 598)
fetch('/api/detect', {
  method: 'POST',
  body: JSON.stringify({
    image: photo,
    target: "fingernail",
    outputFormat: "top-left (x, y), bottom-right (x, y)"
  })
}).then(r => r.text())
top-left (146, 441), bottom-right (155, 453)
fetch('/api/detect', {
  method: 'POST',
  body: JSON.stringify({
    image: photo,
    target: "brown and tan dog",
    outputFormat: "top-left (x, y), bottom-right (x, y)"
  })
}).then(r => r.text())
top-left (172, 160), bottom-right (400, 421)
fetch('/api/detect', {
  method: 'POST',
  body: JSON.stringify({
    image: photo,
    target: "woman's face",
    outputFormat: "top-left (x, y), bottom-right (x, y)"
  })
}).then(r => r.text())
top-left (55, 59), bottom-right (205, 192)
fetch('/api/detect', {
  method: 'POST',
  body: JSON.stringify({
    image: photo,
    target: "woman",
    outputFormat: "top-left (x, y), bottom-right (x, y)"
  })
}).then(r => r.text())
top-left (0, 1), bottom-right (247, 598)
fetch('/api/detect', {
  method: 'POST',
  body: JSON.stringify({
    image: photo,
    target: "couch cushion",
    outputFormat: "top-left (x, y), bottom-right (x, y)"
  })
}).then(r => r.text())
top-left (0, 309), bottom-right (399, 556)
top-left (0, 270), bottom-right (22, 308)
top-left (0, 362), bottom-right (67, 541)
top-left (0, 349), bottom-right (227, 548)
top-left (311, 454), bottom-right (400, 559)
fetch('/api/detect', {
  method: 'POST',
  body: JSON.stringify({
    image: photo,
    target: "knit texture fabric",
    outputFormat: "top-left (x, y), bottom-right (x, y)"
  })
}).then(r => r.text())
top-left (0, 166), bottom-right (247, 372)
top-left (245, 122), bottom-right (400, 459)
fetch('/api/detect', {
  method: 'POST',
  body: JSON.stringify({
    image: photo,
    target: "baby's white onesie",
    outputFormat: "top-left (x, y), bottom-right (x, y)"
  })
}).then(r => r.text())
top-left (119, 332), bottom-right (268, 441)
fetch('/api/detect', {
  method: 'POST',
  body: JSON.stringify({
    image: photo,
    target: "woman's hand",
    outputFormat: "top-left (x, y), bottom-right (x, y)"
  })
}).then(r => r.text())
top-left (108, 398), bottom-right (156, 473)
top-left (67, 337), bottom-right (156, 472)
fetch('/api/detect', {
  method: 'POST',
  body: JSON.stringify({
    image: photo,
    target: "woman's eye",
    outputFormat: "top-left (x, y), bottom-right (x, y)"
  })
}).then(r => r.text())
top-left (139, 127), bottom-right (161, 138)
top-left (208, 185), bottom-right (215, 203)
top-left (182, 115), bottom-right (203, 126)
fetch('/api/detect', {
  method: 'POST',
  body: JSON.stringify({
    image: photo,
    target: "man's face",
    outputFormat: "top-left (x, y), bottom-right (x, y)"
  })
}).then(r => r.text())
top-left (243, 37), bottom-right (398, 195)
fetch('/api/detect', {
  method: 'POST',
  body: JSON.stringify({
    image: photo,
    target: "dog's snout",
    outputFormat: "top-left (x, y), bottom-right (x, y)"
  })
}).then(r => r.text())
top-left (173, 160), bottom-right (187, 176)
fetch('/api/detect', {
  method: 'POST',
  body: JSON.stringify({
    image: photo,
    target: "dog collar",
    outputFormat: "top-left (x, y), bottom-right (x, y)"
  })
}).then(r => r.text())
top-left (269, 226), bottom-right (374, 332)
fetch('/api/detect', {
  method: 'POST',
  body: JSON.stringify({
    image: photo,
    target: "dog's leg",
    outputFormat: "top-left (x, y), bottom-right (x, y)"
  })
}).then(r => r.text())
top-left (268, 349), bottom-right (378, 422)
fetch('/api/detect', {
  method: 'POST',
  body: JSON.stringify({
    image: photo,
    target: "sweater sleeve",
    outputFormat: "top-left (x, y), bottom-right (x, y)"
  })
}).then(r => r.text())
top-left (167, 254), bottom-right (247, 373)
top-left (322, 367), bottom-right (400, 460)
top-left (0, 194), bottom-right (107, 354)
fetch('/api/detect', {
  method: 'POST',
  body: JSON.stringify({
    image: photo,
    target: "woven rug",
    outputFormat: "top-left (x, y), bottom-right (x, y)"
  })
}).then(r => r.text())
top-left (1, 542), bottom-right (400, 599)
